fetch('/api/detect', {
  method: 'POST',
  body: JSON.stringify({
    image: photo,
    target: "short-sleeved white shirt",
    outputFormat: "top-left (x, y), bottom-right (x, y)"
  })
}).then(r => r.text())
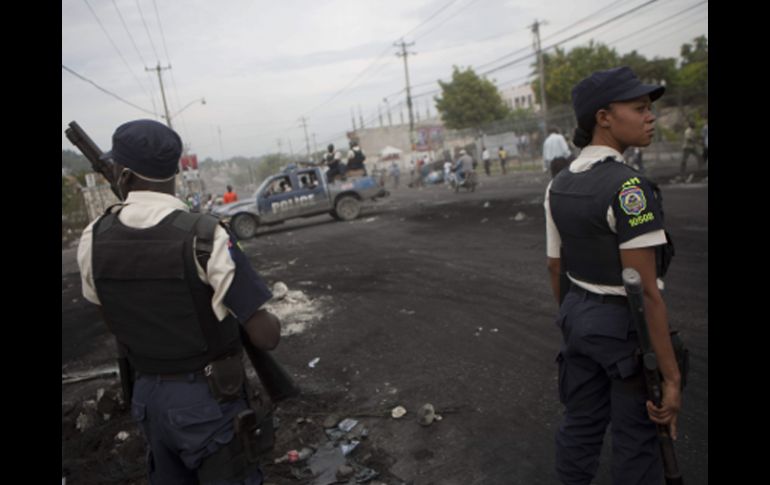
top-left (77, 191), bottom-right (241, 321)
top-left (544, 145), bottom-right (667, 294)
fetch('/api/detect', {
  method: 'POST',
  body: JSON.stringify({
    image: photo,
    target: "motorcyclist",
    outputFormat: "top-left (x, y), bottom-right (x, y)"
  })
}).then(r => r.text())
top-left (454, 149), bottom-right (475, 184)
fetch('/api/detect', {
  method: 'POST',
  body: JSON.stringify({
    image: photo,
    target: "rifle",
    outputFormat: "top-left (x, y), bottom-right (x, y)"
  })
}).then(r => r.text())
top-left (64, 121), bottom-right (121, 200)
top-left (66, 121), bottom-right (299, 405)
top-left (622, 268), bottom-right (683, 485)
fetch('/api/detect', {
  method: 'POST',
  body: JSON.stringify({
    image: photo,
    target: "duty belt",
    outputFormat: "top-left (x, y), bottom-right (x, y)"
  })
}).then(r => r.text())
top-left (570, 286), bottom-right (628, 307)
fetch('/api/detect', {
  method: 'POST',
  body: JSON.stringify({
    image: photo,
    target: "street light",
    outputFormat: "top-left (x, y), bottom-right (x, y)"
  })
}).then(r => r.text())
top-left (164, 97), bottom-right (206, 122)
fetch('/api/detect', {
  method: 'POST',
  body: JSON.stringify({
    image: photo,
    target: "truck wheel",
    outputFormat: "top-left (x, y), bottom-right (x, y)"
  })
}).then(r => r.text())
top-left (231, 213), bottom-right (259, 240)
top-left (333, 196), bottom-right (361, 221)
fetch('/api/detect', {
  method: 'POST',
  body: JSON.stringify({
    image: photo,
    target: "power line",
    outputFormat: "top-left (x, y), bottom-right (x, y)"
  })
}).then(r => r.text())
top-left (480, 0), bottom-right (660, 76)
top-left (82, 0), bottom-right (153, 104)
top-left (413, 0), bottom-right (485, 42)
top-left (62, 64), bottom-right (157, 116)
top-left (135, 0), bottom-right (160, 62)
top-left (111, 0), bottom-right (159, 118)
top-left (605, 1), bottom-right (707, 50)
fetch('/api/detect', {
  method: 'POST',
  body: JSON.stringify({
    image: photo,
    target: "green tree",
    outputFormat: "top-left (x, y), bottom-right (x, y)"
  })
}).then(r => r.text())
top-left (434, 66), bottom-right (511, 130)
top-left (533, 41), bottom-right (621, 107)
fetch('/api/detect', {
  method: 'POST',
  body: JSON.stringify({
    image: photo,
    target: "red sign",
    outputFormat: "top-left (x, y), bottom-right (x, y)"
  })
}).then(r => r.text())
top-left (180, 154), bottom-right (198, 170)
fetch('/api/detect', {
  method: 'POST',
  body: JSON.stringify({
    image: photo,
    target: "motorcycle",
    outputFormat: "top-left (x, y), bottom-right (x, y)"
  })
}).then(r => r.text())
top-left (449, 169), bottom-right (477, 193)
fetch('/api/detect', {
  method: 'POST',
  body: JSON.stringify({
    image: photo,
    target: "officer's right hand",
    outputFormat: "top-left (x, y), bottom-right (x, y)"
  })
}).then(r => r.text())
top-left (646, 379), bottom-right (682, 439)
top-left (244, 309), bottom-right (281, 350)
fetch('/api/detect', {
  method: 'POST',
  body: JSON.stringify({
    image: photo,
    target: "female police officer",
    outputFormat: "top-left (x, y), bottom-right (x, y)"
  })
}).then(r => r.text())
top-left (544, 67), bottom-right (681, 484)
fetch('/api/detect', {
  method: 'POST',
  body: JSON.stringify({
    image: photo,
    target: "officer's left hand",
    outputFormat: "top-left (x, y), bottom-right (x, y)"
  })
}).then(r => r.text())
top-left (646, 380), bottom-right (681, 439)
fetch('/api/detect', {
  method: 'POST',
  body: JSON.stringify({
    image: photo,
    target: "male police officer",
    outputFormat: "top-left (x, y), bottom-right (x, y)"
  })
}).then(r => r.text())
top-left (77, 119), bottom-right (280, 485)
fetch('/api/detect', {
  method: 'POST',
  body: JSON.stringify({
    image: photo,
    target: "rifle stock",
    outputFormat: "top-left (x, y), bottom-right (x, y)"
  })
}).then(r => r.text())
top-left (65, 121), bottom-right (121, 200)
top-left (622, 268), bottom-right (683, 485)
top-left (239, 326), bottom-right (299, 402)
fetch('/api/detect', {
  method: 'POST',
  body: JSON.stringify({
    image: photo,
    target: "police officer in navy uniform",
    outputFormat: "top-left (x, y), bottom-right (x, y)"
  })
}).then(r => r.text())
top-left (544, 67), bottom-right (681, 484)
top-left (77, 119), bottom-right (280, 484)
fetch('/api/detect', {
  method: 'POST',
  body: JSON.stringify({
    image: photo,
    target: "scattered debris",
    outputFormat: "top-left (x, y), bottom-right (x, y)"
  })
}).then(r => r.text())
top-left (391, 406), bottom-right (407, 419)
top-left (337, 464), bottom-right (355, 480)
top-left (419, 403), bottom-right (436, 426)
top-left (490, 328), bottom-right (499, 333)
top-left (340, 440), bottom-right (360, 456)
top-left (308, 357), bottom-right (321, 368)
top-left (323, 414), bottom-right (340, 429)
top-left (483, 201), bottom-right (491, 208)
top-left (115, 431), bottom-right (130, 441)
top-left (272, 281), bottom-right (289, 300)
top-left (338, 418), bottom-right (359, 433)
top-left (514, 211), bottom-right (526, 221)
top-left (399, 308), bottom-right (415, 315)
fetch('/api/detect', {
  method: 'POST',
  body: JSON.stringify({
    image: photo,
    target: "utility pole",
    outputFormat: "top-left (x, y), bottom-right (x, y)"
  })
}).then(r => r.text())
top-left (395, 39), bottom-right (416, 149)
top-left (378, 105), bottom-right (383, 128)
top-left (217, 126), bottom-right (224, 160)
top-left (146, 63), bottom-right (173, 129)
top-left (358, 105), bottom-right (365, 129)
top-left (276, 138), bottom-right (283, 154)
top-left (531, 20), bottom-right (548, 136)
top-left (383, 98), bottom-right (393, 127)
top-left (351, 107), bottom-right (357, 131)
top-left (312, 133), bottom-right (318, 155)
top-left (299, 117), bottom-right (311, 159)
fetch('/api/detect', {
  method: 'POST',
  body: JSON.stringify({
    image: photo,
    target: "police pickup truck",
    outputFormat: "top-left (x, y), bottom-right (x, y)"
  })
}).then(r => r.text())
top-left (212, 165), bottom-right (388, 239)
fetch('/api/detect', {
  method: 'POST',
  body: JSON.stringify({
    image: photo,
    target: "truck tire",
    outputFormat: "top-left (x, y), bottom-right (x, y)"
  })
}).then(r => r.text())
top-left (231, 213), bottom-right (259, 240)
top-left (333, 196), bottom-right (361, 221)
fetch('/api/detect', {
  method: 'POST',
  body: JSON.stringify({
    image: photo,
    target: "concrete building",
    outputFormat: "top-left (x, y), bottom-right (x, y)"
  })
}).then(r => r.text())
top-left (499, 83), bottom-right (540, 112)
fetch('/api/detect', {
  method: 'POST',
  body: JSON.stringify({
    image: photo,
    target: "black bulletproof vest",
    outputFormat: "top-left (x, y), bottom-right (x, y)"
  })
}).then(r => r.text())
top-left (92, 208), bottom-right (241, 374)
top-left (549, 158), bottom-right (673, 286)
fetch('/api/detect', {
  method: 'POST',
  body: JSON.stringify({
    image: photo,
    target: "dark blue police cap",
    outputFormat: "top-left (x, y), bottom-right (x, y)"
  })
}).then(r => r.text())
top-left (100, 119), bottom-right (182, 179)
top-left (572, 66), bottom-right (665, 131)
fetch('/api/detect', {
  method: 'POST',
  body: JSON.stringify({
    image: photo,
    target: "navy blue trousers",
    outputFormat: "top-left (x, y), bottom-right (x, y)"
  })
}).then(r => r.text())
top-left (555, 288), bottom-right (662, 485)
top-left (131, 373), bottom-right (263, 485)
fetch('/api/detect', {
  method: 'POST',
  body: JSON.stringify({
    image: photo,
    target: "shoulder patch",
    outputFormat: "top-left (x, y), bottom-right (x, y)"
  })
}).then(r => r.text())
top-left (619, 185), bottom-right (647, 216)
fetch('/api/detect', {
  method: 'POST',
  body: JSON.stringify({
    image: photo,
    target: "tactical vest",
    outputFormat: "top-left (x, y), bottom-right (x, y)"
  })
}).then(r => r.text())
top-left (91, 208), bottom-right (242, 374)
top-left (549, 158), bottom-right (674, 286)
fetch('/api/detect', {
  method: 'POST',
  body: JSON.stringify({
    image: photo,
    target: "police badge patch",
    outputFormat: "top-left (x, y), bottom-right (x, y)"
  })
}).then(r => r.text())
top-left (619, 186), bottom-right (647, 216)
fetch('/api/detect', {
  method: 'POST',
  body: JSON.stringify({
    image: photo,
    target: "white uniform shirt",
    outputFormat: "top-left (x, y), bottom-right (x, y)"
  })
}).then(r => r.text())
top-left (77, 191), bottom-right (241, 321)
top-left (543, 133), bottom-right (572, 162)
top-left (544, 145), bottom-right (667, 294)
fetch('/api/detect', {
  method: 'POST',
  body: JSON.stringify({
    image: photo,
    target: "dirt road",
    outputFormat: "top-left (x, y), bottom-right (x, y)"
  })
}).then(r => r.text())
top-left (62, 164), bottom-right (708, 485)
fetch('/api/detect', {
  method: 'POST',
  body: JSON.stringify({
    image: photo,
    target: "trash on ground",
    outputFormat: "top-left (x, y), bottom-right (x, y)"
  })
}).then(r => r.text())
top-left (391, 406), bottom-right (407, 419)
top-left (514, 211), bottom-right (526, 221)
top-left (307, 442), bottom-right (347, 485)
top-left (354, 465), bottom-right (379, 483)
top-left (323, 414), bottom-right (340, 429)
top-left (340, 439), bottom-right (360, 456)
top-left (308, 357), bottom-right (320, 368)
top-left (336, 464), bottom-right (354, 481)
top-left (399, 308), bottom-right (415, 315)
top-left (338, 418), bottom-right (359, 432)
top-left (483, 201), bottom-right (490, 208)
top-left (272, 281), bottom-right (289, 300)
top-left (114, 431), bottom-right (130, 441)
top-left (419, 403), bottom-right (436, 426)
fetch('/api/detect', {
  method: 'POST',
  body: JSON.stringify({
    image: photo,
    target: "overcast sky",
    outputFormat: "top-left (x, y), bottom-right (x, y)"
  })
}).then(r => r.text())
top-left (62, 0), bottom-right (707, 160)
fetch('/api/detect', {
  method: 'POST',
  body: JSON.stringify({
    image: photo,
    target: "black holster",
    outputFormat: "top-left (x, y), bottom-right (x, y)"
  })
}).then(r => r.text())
top-left (204, 351), bottom-right (246, 402)
top-left (234, 396), bottom-right (275, 463)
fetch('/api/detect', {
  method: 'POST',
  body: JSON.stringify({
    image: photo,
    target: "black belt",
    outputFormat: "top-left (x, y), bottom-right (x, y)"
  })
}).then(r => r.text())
top-left (139, 370), bottom-right (206, 381)
top-left (570, 286), bottom-right (628, 307)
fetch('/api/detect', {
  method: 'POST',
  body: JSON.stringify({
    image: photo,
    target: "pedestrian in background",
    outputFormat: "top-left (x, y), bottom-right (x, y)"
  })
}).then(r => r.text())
top-left (544, 67), bottom-right (681, 485)
top-left (498, 146), bottom-right (508, 174)
top-left (679, 121), bottom-right (703, 180)
top-left (543, 128), bottom-right (571, 176)
top-left (223, 184), bottom-right (238, 203)
top-left (482, 146), bottom-right (492, 176)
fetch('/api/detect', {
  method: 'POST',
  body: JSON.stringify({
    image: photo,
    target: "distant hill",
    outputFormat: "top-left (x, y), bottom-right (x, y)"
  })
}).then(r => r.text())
top-left (62, 149), bottom-right (91, 174)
